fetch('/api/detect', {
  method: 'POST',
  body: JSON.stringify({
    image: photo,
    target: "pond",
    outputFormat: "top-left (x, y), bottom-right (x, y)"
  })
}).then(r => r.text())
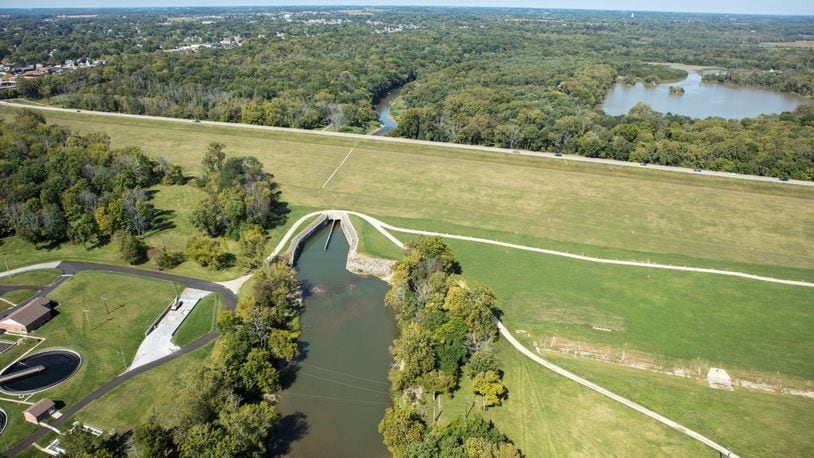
top-left (602, 71), bottom-right (810, 119)
top-left (277, 223), bottom-right (396, 457)
top-left (0, 349), bottom-right (81, 394)
top-left (372, 86), bottom-right (402, 136)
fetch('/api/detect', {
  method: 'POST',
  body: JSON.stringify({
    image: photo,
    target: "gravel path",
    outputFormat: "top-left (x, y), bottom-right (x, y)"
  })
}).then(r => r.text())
top-left (2, 101), bottom-right (811, 188)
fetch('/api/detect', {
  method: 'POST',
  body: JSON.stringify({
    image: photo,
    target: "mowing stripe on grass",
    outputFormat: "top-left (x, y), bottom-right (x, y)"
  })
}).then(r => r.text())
top-left (321, 147), bottom-right (354, 189)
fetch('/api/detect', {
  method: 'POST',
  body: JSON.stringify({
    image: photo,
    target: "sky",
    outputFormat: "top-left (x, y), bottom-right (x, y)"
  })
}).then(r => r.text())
top-left (2, 1), bottom-right (813, 16)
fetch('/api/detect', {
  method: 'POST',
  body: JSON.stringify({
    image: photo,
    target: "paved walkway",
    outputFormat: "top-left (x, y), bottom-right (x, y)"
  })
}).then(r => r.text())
top-left (274, 210), bottom-right (814, 288)
top-left (0, 261), bottom-right (61, 279)
top-left (2, 101), bottom-right (811, 188)
top-left (128, 288), bottom-right (212, 371)
top-left (266, 209), bottom-right (775, 457)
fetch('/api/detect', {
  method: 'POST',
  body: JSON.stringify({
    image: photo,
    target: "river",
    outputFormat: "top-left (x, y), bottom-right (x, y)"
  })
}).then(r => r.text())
top-left (602, 71), bottom-right (810, 119)
top-left (372, 87), bottom-right (402, 136)
top-left (276, 224), bottom-right (396, 457)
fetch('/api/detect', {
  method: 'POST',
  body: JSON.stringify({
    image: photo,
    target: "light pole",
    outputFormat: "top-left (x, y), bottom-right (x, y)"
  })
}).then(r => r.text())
top-left (3, 256), bottom-right (9, 279)
top-left (101, 295), bottom-right (109, 314)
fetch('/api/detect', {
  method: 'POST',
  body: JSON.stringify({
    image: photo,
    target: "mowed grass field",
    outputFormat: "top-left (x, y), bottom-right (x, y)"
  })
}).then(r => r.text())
top-left (2, 106), bottom-right (812, 275)
top-left (171, 294), bottom-right (223, 347)
top-left (0, 272), bottom-right (177, 445)
top-left (73, 342), bottom-right (214, 432)
top-left (1, 106), bottom-right (813, 455)
top-left (441, 340), bottom-right (711, 456)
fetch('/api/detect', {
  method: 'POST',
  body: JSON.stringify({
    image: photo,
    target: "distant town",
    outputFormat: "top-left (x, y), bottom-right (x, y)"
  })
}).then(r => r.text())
top-left (0, 58), bottom-right (106, 89)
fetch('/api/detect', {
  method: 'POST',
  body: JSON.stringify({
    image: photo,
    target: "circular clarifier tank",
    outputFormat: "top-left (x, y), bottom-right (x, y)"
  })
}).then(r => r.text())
top-left (0, 349), bottom-right (81, 394)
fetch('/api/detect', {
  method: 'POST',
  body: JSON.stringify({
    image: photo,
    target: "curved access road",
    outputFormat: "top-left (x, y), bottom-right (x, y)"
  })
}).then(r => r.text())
top-left (1, 101), bottom-right (812, 188)
top-left (6, 261), bottom-right (236, 457)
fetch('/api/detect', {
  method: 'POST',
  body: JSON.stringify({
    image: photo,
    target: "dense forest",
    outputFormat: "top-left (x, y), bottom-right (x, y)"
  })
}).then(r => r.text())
top-left (0, 110), bottom-right (181, 254)
top-left (381, 236), bottom-right (521, 457)
top-left (1, 7), bottom-right (813, 178)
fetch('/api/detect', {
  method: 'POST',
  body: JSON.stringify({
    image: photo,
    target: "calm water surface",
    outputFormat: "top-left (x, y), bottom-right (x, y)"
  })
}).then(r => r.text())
top-left (277, 224), bottom-right (396, 457)
top-left (602, 72), bottom-right (810, 119)
top-left (372, 87), bottom-right (402, 136)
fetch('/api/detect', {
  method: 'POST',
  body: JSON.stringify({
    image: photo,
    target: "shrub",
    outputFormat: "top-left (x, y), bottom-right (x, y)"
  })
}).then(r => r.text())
top-left (186, 235), bottom-right (229, 269)
top-left (114, 231), bottom-right (147, 264)
top-left (155, 246), bottom-right (186, 270)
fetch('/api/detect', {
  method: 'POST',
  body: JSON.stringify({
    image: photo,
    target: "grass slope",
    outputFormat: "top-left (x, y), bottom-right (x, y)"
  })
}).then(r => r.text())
top-left (73, 343), bottom-right (214, 432)
top-left (2, 106), bottom-right (812, 273)
top-left (440, 339), bottom-right (710, 456)
top-left (171, 295), bottom-right (223, 347)
top-left (448, 239), bottom-right (814, 381)
top-left (0, 270), bottom-right (61, 287)
top-left (0, 289), bottom-right (37, 306)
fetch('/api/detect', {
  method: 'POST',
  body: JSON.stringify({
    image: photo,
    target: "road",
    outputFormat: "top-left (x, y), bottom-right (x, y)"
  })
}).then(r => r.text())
top-left (10, 207), bottom-right (806, 456)
top-left (1, 101), bottom-right (812, 188)
top-left (6, 262), bottom-right (236, 456)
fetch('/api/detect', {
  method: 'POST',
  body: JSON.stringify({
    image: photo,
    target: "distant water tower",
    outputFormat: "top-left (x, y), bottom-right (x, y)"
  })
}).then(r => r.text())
top-left (631, 13), bottom-right (635, 18)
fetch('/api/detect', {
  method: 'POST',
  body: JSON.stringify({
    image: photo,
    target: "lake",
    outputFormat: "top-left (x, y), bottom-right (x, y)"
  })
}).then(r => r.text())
top-left (602, 72), bottom-right (810, 119)
top-left (276, 224), bottom-right (396, 457)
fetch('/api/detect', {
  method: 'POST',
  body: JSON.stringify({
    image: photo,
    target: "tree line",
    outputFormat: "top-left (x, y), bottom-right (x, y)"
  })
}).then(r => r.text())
top-left (380, 236), bottom-right (521, 457)
top-left (4, 8), bottom-right (812, 178)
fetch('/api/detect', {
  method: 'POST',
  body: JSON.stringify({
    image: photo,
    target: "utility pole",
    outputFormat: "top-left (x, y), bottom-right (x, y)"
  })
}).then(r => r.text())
top-left (118, 348), bottom-right (126, 372)
top-left (101, 295), bottom-right (109, 314)
top-left (168, 281), bottom-right (179, 302)
top-left (3, 256), bottom-right (10, 279)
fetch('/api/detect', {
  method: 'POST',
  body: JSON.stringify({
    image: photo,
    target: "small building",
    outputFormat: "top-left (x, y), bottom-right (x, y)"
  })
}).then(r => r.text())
top-left (0, 297), bottom-right (53, 334)
top-left (23, 398), bottom-right (55, 424)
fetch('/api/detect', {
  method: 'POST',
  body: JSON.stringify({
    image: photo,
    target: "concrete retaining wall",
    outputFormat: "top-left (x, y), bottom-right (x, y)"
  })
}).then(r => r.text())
top-left (284, 214), bottom-right (329, 265)
top-left (283, 211), bottom-right (395, 281)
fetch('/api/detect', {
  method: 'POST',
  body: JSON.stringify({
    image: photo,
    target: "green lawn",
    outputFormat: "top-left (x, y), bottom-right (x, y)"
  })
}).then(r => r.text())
top-left (349, 215), bottom-right (403, 260)
top-left (447, 239), bottom-right (814, 382)
top-left (541, 350), bottom-right (814, 457)
top-left (1, 105), bottom-right (813, 455)
top-left (0, 270), bottom-right (61, 287)
top-left (171, 295), bottom-right (223, 347)
top-left (2, 106), bottom-right (812, 274)
top-left (0, 289), bottom-right (37, 306)
top-left (439, 339), bottom-right (711, 456)
top-left (0, 271), bottom-right (178, 446)
top-left (72, 342), bottom-right (214, 432)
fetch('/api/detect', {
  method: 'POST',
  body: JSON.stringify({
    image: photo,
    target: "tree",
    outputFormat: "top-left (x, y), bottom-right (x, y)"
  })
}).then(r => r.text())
top-left (466, 350), bottom-right (501, 378)
top-left (389, 322), bottom-right (437, 391)
top-left (239, 347), bottom-right (281, 396)
top-left (217, 402), bottom-right (280, 457)
top-left (239, 224), bottom-right (267, 268)
top-left (114, 231), bottom-right (147, 264)
top-left (379, 406), bottom-right (427, 458)
top-left (472, 370), bottom-right (506, 408)
top-left (155, 246), bottom-right (186, 270)
top-left (419, 369), bottom-right (455, 422)
top-left (186, 235), bottom-right (229, 269)
top-left (133, 413), bottom-right (176, 458)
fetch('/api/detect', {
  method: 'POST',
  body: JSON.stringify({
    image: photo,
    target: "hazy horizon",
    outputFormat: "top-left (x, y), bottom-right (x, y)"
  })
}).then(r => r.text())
top-left (2, 1), bottom-right (813, 16)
